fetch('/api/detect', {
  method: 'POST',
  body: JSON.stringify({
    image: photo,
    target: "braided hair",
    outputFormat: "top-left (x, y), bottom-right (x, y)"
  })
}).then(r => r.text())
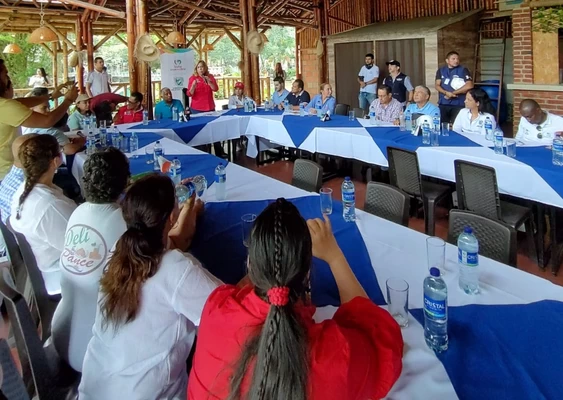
top-left (228, 198), bottom-right (311, 400)
top-left (99, 174), bottom-right (175, 330)
top-left (16, 134), bottom-right (60, 220)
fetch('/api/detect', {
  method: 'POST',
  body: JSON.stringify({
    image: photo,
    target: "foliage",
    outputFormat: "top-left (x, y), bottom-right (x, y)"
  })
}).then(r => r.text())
top-left (0, 33), bottom-right (52, 88)
top-left (532, 7), bottom-right (563, 33)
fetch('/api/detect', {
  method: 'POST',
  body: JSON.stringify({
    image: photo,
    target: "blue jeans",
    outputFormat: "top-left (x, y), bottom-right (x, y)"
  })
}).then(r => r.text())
top-left (358, 92), bottom-right (376, 112)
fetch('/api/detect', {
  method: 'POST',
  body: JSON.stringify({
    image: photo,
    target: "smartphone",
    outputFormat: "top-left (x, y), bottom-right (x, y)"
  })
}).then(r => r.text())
top-left (359, 76), bottom-right (364, 82)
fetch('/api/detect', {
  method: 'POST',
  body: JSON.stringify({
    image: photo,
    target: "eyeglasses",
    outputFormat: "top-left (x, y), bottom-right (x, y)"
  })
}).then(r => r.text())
top-left (536, 125), bottom-right (543, 139)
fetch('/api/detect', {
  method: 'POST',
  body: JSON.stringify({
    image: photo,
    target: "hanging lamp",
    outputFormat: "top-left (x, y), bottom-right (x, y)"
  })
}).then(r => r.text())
top-left (166, 19), bottom-right (184, 45)
top-left (3, 43), bottom-right (22, 54)
top-left (28, 3), bottom-right (58, 44)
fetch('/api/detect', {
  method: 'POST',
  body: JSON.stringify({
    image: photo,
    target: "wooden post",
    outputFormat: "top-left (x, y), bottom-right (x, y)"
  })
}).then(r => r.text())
top-left (248, 0), bottom-right (261, 104)
top-left (126, 0), bottom-right (137, 93)
top-left (204, 33), bottom-right (209, 64)
top-left (52, 42), bottom-right (59, 107)
top-left (62, 41), bottom-right (69, 83)
top-left (240, 0), bottom-right (252, 99)
top-left (136, 0), bottom-right (152, 118)
top-left (295, 31), bottom-right (301, 80)
top-left (86, 19), bottom-right (94, 73)
top-left (76, 16), bottom-right (84, 92)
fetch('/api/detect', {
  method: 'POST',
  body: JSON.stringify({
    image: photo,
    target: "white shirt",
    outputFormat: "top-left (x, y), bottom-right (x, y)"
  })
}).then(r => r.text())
top-left (9, 183), bottom-right (77, 295)
top-left (358, 65), bottom-right (380, 94)
top-left (228, 95), bottom-right (250, 110)
top-left (452, 108), bottom-right (497, 136)
top-left (515, 111), bottom-right (563, 145)
top-left (28, 75), bottom-right (48, 87)
top-left (79, 250), bottom-right (221, 400)
top-left (52, 202), bottom-right (127, 372)
top-left (86, 69), bottom-right (110, 96)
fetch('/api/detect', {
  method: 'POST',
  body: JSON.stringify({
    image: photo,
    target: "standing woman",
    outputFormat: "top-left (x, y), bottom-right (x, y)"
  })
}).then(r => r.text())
top-left (188, 60), bottom-right (225, 157)
top-left (188, 199), bottom-right (403, 400)
top-left (274, 62), bottom-right (286, 81)
top-left (10, 134), bottom-right (77, 295)
top-left (28, 68), bottom-right (49, 88)
top-left (79, 174), bottom-right (220, 400)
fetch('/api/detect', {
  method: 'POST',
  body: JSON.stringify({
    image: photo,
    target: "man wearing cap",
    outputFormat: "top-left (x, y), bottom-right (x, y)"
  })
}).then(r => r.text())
top-left (228, 82), bottom-right (250, 110)
top-left (358, 53), bottom-right (379, 113)
top-left (383, 60), bottom-right (414, 107)
top-left (435, 51), bottom-right (473, 123)
top-left (67, 93), bottom-right (92, 130)
top-left (113, 92), bottom-right (144, 124)
top-left (155, 87), bottom-right (185, 120)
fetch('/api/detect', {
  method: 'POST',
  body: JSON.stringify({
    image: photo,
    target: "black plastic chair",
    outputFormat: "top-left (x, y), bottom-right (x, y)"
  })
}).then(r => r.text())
top-left (0, 218), bottom-right (26, 294)
top-left (221, 104), bottom-right (229, 110)
top-left (0, 338), bottom-right (29, 399)
top-left (448, 209), bottom-right (518, 267)
top-left (387, 147), bottom-right (451, 236)
top-left (364, 182), bottom-right (410, 227)
top-left (352, 107), bottom-right (365, 118)
top-left (291, 159), bottom-right (323, 193)
top-left (8, 222), bottom-right (60, 342)
top-left (334, 103), bottom-right (350, 116)
top-left (454, 159), bottom-right (537, 262)
top-left (0, 267), bottom-right (79, 400)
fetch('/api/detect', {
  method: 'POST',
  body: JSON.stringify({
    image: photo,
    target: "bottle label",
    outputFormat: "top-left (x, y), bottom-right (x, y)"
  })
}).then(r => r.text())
top-left (369, 111), bottom-right (375, 117)
top-left (553, 143), bottom-right (563, 152)
top-left (458, 249), bottom-right (478, 267)
top-left (342, 192), bottom-right (355, 202)
top-left (424, 294), bottom-right (446, 319)
top-left (215, 174), bottom-right (226, 183)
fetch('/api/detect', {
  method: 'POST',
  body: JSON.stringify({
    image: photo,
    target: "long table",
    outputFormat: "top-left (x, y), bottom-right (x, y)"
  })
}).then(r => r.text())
top-left (72, 136), bottom-right (563, 399)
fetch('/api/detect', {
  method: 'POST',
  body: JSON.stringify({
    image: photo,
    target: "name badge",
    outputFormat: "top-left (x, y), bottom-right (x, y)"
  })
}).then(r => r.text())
top-left (443, 78), bottom-right (451, 85)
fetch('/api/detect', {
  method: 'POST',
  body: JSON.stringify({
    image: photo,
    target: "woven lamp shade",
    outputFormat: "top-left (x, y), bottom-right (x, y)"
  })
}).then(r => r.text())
top-left (2, 43), bottom-right (22, 54)
top-left (28, 26), bottom-right (58, 44)
top-left (166, 31), bottom-right (184, 45)
top-left (202, 43), bottom-right (214, 52)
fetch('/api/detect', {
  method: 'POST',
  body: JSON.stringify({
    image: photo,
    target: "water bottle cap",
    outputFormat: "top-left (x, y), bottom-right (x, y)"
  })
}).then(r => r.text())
top-left (430, 267), bottom-right (440, 277)
top-left (173, 157), bottom-right (178, 160)
top-left (464, 226), bottom-right (473, 234)
top-left (344, 176), bottom-right (351, 181)
top-left (156, 140), bottom-right (160, 143)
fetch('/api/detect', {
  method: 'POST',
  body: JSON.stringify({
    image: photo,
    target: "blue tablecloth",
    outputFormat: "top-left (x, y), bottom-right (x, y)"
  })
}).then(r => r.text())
top-left (514, 146), bottom-right (563, 199)
top-left (131, 116), bottom-right (220, 144)
top-left (224, 108), bottom-right (284, 116)
top-left (190, 196), bottom-right (385, 307)
top-left (411, 300), bottom-right (563, 400)
top-left (120, 131), bottom-right (163, 149)
top-left (282, 114), bottom-right (363, 148)
top-left (128, 152), bottom-right (227, 188)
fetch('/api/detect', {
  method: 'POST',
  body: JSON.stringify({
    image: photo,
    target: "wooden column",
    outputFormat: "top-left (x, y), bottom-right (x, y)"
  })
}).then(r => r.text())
top-left (240, 0), bottom-right (252, 99)
top-left (62, 41), bottom-right (69, 83)
top-left (248, 0), bottom-right (260, 104)
top-left (126, 0), bottom-right (137, 92)
top-left (295, 31), bottom-right (301, 80)
top-left (86, 20), bottom-right (94, 72)
top-left (314, 0), bottom-right (327, 84)
top-left (52, 42), bottom-right (59, 106)
top-left (204, 33), bottom-right (209, 64)
top-left (76, 16), bottom-right (84, 92)
top-left (136, 0), bottom-right (152, 118)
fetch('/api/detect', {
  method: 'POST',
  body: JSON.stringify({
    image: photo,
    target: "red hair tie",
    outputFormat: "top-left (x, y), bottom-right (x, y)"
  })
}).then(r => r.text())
top-left (267, 286), bottom-right (290, 307)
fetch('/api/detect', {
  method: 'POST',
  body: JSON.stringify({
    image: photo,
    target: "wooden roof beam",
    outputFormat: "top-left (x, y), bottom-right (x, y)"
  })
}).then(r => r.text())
top-left (113, 33), bottom-right (128, 45)
top-left (327, 15), bottom-right (358, 28)
top-left (151, 29), bottom-right (172, 48)
top-left (185, 0), bottom-right (212, 25)
top-left (43, 21), bottom-right (77, 50)
top-left (260, 15), bottom-right (317, 29)
top-left (94, 23), bottom-right (124, 50)
top-left (169, 0), bottom-right (241, 26)
top-left (223, 27), bottom-right (241, 50)
top-left (149, 2), bottom-right (175, 17)
top-left (62, 0), bottom-right (125, 18)
top-left (0, 5), bottom-right (82, 14)
top-left (186, 26), bottom-right (205, 48)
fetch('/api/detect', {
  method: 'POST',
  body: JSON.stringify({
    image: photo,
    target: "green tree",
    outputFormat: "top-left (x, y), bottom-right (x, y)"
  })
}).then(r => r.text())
top-left (0, 33), bottom-right (52, 89)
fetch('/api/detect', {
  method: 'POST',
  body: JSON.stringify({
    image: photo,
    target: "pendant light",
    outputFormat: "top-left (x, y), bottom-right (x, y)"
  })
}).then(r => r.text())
top-left (28, 3), bottom-right (58, 44)
top-left (166, 19), bottom-right (184, 45)
top-left (3, 43), bottom-right (22, 54)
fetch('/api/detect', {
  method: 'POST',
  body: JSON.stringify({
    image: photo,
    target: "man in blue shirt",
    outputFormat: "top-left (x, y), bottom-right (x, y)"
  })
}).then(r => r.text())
top-left (405, 86), bottom-right (440, 117)
top-left (271, 77), bottom-right (289, 109)
top-left (154, 87), bottom-right (185, 120)
top-left (435, 51), bottom-right (473, 123)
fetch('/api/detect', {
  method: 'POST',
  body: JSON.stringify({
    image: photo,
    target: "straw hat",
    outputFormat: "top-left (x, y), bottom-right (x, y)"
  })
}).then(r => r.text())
top-left (135, 34), bottom-right (159, 63)
top-left (316, 38), bottom-right (324, 57)
top-left (75, 94), bottom-right (91, 103)
top-left (69, 51), bottom-right (80, 68)
top-left (246, 30), bottom-right (264, 55)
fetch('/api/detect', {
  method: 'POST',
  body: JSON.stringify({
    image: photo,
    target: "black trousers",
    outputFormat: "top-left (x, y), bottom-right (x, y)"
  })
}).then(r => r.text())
top-left (439, 105), bottom-right (463, 124)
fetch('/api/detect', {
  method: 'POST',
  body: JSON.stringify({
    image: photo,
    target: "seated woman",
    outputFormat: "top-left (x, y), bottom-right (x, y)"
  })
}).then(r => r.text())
top-left (79, 174), bottom-right (221, 399)
top-left (305, 83), bottom-right (336, 116)
top-left (10, 134), bottom-right (77, 295)
top-left (67, 93), bottom-right (92, 130)
top-left (452, 88), bottom-right (497, 136)
top-left (188, 199), bottom-right (404, 400)
top-left (227, 82), bottom-right (250, 110)
top-left (52, 148), bottom-right (130, 372)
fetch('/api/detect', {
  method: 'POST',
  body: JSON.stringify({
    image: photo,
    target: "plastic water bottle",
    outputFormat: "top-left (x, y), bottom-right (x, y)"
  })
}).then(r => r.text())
top-left (552, 136), bottom-right (563, 166)
top-left (423, 267), bottom-right (448, 352)
top-left (91, 115), bottom-right (97, 130)
top-left (399, 111), bottom-right (406, 131)
top-left (84, 115), bottom-right (91, 132)
top-left (169, 157), bottom-right (182, 185)
top-left (129, 132), bottom-right (139, 158)
top-left (142, 109), bottom-right (149, 125)
top-left (341, 177), bottom-right (356, 222)
top-left (283, 99), bottom-right (289, 112)
top-left (214, 163), bottom-right (226, 201)
top-left (458, 227), bottom-right (480, 294)
top-left (494, 128), bottom-right (504, 155)
top-left (422, 122), bottom-right (431, 144)
top-left (369, 103), bottom-right (376, 126)
top-left (405, 109), bottom-right (412, 132)
top-left (485, 116), bottom-right (493, 141)
top-left (316, 100), bottom-right (322, 118)
top-left (172, 107), bottom-right (178, 121)
top-left (175, 181), bottom-right (195, 205)
top-left (86, 130), bottom-right (96, 156)
top-left (299, 102), bottom-right (305, 117)
top-left (110, 126), bottom-right (120, 149)
top-left (153, 140), bottom-right (163, 171)
top-left (432, 111), bottom-right (440, 134)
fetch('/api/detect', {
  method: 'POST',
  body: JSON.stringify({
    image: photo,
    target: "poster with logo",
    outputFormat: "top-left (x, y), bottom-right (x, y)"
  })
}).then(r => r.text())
top-left (160, 48), bottom-right (195, 107)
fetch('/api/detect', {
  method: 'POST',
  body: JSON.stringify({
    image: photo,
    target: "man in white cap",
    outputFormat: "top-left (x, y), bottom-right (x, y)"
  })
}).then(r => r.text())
top-left (383, 60), bottom-right (414, 107)
top-left (67, 93), bottom-right (92, 130)
top-left (435, 51), bottom-right (473, 123)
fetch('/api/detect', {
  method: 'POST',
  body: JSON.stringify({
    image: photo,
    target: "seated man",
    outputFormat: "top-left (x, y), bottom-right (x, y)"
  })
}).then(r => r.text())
top-left (113, 92), bottom-right (144, 124)
top-left (285, 79), bottom-right (311, 110)
top-left (0, 134), bottom-right (36, 223)
top-left (369, 85), bottom-right (402, 125)
top-left (271, 76), bottom-right (289, 109)
top-left (405, 85), bottom-right (440, 117)
top-left (228, 82), bottom-right (250, 109)
top-left (516, 99), bottom-right (563, 145)
top-left (155, 87), bottom-right (185, 119)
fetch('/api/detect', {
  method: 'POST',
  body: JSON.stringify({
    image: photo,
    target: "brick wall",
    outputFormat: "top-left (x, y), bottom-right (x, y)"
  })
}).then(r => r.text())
top-left (512, 5), bottom-right (533, 84)
top-left (300, 48), bottom-right (321, 95)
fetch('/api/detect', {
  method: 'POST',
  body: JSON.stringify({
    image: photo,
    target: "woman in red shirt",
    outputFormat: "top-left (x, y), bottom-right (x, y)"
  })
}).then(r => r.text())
top-left (188, 199), bottom-right (404, 400)
top-left (188, 61), bottom-right (225, 157)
